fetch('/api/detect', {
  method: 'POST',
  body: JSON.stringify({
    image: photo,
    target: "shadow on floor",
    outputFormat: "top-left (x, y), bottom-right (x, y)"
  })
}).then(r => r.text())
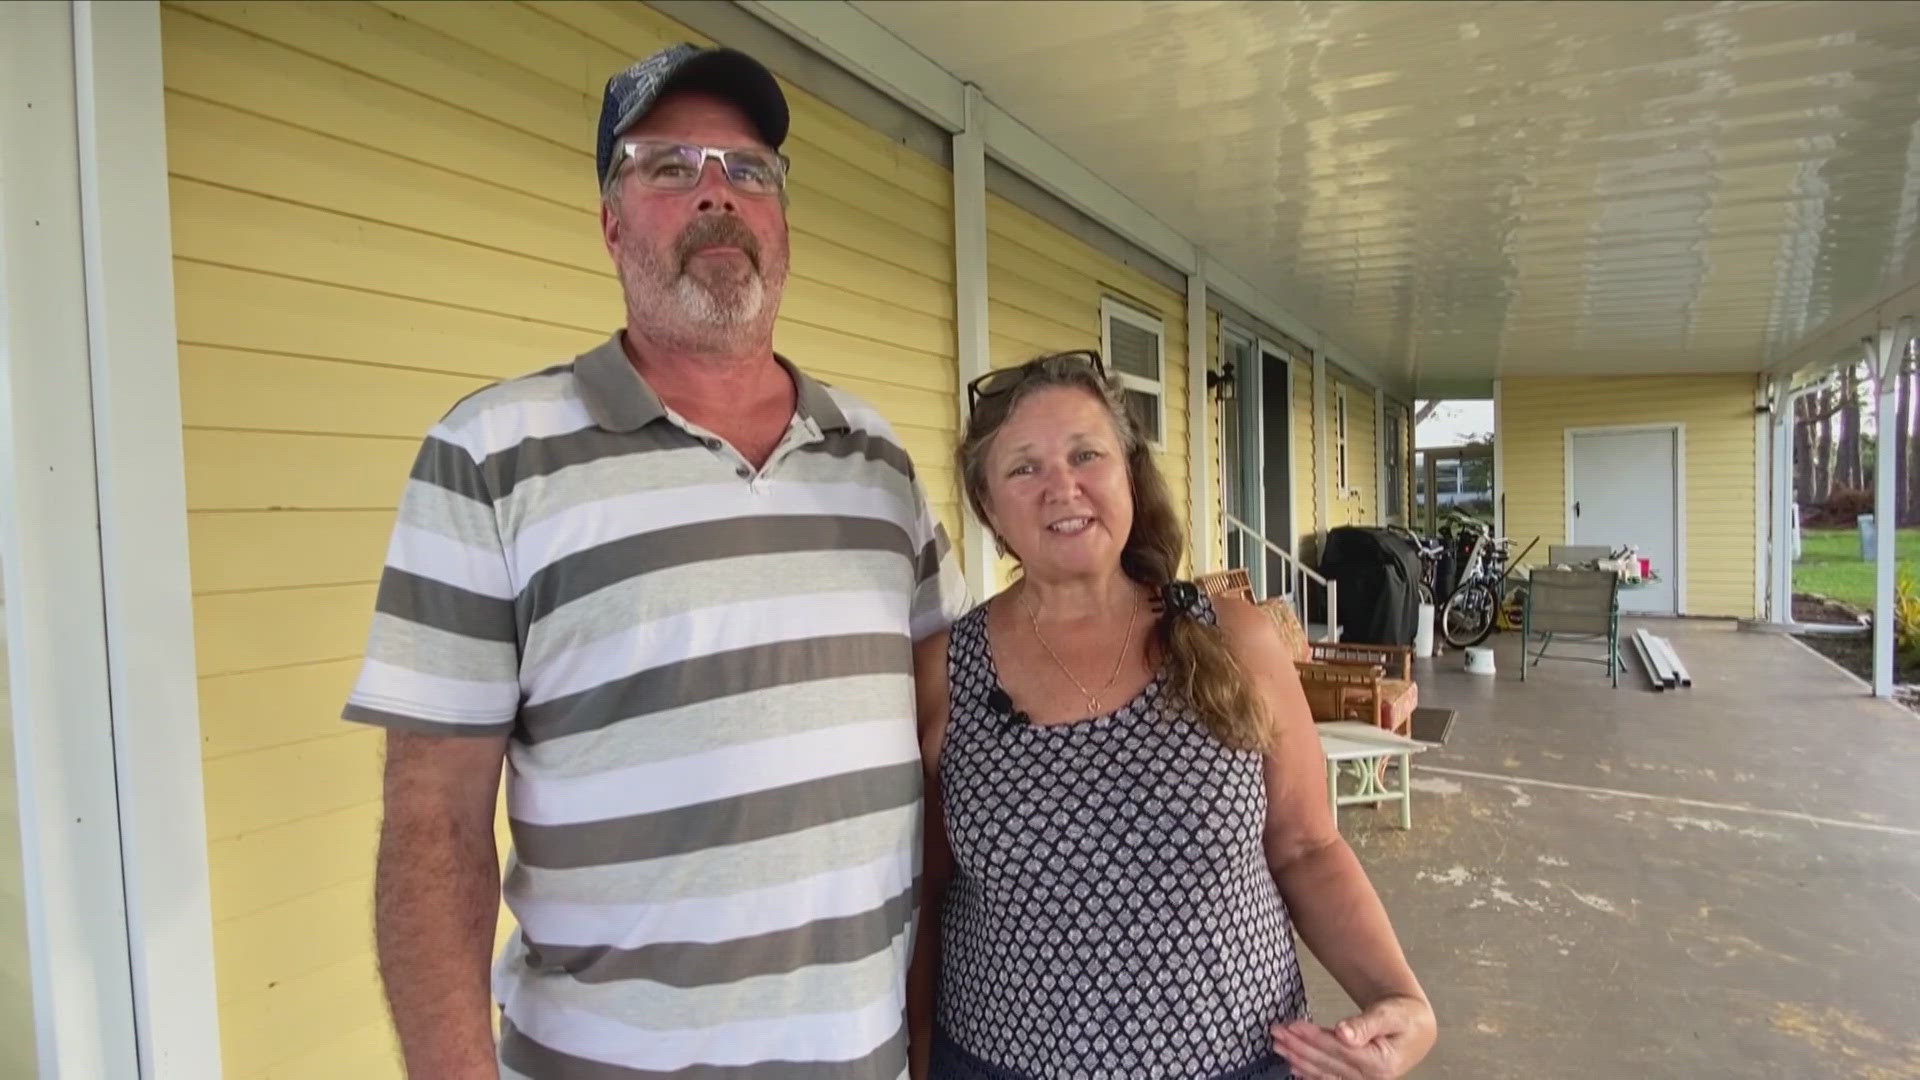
top-left (1302, 620), bottom-right (1920, 1079)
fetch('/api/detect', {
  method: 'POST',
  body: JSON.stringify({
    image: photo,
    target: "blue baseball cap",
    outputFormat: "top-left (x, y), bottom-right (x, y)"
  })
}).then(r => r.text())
top-left (596, 43), bottom-right (790, 187)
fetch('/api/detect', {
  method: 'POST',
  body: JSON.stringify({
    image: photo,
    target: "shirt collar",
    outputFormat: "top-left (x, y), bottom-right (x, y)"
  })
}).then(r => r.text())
top-left (574, 332), bottom-right (849, 434)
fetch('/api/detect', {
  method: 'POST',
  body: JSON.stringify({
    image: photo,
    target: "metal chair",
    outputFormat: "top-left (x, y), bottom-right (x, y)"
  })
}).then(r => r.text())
top-left (1521, 568), bottom-right (1621, 687)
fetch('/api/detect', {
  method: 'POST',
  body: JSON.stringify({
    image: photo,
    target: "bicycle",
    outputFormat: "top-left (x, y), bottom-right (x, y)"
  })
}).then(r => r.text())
top-left (1438, 524), bottom-right (1516, 649)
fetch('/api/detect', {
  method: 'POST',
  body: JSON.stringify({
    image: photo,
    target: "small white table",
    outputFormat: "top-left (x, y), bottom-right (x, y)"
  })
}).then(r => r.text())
top-left (1317, 721), bottom-right (1432, 830)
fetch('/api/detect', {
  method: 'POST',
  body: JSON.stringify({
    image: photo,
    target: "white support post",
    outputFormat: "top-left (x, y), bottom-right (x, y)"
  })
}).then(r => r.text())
top-left (1768, 376), bottom-right (1797, 626)
top-left (952, 84), bottom-right (995, 601)
top-left (1313, 353), bottom-right (1329, 550)
top-left (1186, 258), bottom-right (1211, 571)
top-left (1492, 379), bottom-right (1506, 538)
top-left (0, 4), bottom-right (142, 1075)
top-left (74, 1), bottom-right (224, 1072)
top-left (1871, 324), bottom-right (1910, 698)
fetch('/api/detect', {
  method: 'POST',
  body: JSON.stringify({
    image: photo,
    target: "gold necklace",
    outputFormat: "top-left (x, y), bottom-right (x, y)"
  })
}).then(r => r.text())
top-left (1021, 587), bottom-right (1140, 714)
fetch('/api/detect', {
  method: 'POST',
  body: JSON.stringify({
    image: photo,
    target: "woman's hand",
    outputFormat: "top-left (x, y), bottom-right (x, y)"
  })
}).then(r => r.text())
top-left (1271, 993), bottom-right (1435, 1079)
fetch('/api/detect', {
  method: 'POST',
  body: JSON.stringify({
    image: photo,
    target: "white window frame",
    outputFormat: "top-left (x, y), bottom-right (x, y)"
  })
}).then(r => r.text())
top-left (1334, 384), bottom-right (1351, 495)
top-left (1101, 297), bottom-right (1167, 451)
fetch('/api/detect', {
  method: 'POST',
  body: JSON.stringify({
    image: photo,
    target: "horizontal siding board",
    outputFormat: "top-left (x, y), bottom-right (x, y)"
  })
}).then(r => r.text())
top-left (174, 261), bottom-right (603, 381)
top-left (161, 6), bottom-right (586, 203)
top-left (256, 1018), bottom-right (399, 1080)
top-left (219, 950), bottom-right (387, 1077)
top-left (180, 345), bottom-right (486, 439)
top-left (185, 430), bottom-right (415, 512)
top-left (201, 729), bottom-right (383, 843)
top-left (189, 511), bottom-right (390, 596)
top-left (216, 877), bottom-right (374, 1003)
top-left (193, 583), bottom-right (377, 677)
top-left (169, 178), bottom-right (620, 330)
top-left (208, 800), bottom-right (382, 923)
top-left (199, 658), bottom-right (366, 760)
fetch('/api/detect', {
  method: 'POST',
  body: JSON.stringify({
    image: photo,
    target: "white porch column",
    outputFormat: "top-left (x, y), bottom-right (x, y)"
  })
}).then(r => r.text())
top-left (1870, 324), bottom-right (1911, 698)
top-left (1768, 376), bottom-right (1796, 626)
top-left (1, 4), bottom-right (142, 1074)
top-left (951, 84), bottom-right (994, 601)
top-left (1186, 257), bottom-right (1211, 570)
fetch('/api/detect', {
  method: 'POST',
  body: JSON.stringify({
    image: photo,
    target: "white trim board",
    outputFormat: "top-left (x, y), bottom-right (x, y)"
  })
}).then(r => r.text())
top-left (1, 3), bottom-right (142, 1074)
top-left (1562, 423), bottom-right (1689, 616)
top-left (1492, 378), bottom-right (1506, 537)
top-left (74, 1), bottom-right (223, 1073)
top-left (951, 84), bottom-right (995, 601)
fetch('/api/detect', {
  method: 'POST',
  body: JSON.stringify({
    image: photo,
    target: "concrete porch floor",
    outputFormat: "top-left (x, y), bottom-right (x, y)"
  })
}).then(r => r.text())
top-left (1301, 620), bottom-right (1920, 1079)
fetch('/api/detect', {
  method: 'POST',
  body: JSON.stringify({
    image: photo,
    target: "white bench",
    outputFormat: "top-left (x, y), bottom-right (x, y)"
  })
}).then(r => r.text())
top-left (1317, 721), bottom-right (1432, 830)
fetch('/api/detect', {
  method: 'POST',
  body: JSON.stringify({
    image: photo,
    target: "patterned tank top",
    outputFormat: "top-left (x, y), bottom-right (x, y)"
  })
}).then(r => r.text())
top-left (933, 597), bottom-right (1308, 1080)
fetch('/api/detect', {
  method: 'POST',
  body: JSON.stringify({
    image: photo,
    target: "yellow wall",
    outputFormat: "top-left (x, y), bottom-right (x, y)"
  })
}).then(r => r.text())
top-left (1498, 375), bottom-right (1759, 618)
top-left (161, 0), bottom-right (957, 1074)
top-left (1293, 357), bottom-right (1317, 553)
top-left (0, 596), bottom-right (34, 1079)
top-left (985, 196), bottom-right (1193, 569)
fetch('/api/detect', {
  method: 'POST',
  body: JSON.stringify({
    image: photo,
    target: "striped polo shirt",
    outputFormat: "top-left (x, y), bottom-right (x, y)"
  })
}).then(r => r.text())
top-left (344, 332), bottom-right (968, 1079)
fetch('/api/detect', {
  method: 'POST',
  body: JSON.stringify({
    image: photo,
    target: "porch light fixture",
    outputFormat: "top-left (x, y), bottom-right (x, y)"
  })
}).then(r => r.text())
top-left (1207, 361), bottom-right (1237, 401)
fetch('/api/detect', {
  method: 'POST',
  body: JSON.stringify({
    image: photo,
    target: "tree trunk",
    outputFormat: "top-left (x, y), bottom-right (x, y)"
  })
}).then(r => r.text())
top-left (1816, 386), bottom-right (1836, 499)
top-left (1794, 393), bottom-right (1816, 503)
top-left (1841, 363), bottom-right (1863, 490)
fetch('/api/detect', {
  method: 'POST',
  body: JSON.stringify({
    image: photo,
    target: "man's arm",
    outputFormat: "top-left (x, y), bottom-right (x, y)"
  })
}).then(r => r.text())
top-left (375, 730), bottom-right (510, 1079)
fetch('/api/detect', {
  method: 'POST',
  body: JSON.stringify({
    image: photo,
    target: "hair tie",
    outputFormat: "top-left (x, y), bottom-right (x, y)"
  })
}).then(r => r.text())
top-left (1152, 580), bottom-right (1204, 623)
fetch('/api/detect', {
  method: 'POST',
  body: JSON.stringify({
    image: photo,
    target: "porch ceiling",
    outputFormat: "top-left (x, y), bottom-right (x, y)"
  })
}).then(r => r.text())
top-left (849, 1), bottom-right (1920, 391)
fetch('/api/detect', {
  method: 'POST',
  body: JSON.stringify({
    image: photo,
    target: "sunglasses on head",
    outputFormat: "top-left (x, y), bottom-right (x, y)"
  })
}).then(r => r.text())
top-left (965, 350), bottom-right (1108, 408)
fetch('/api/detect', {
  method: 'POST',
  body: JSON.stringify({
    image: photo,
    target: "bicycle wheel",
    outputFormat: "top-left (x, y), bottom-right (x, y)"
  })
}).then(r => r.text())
top-left (1441, 582), bottom-right (1497, 649)
top-left (1418, 580), bottom-right (1435, 606)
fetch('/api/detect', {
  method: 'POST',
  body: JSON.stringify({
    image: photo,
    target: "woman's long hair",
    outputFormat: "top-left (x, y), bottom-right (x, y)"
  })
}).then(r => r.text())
top-left (958, 352), bottom-right (1269, 750)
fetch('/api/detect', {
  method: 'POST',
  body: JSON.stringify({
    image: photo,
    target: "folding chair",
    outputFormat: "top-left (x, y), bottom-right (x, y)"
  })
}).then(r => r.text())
top-left (1521, 568), bottom-right (1621, 687)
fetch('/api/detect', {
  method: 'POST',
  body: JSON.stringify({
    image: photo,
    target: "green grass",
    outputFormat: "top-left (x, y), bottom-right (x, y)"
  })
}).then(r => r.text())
top-left (1794, 526), bottom-right (1920, 607)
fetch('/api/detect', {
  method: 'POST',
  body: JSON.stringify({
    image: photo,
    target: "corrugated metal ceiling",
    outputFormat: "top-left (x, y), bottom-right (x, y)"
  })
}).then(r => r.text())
top-left (850, 0), bottom-right (1920, 392)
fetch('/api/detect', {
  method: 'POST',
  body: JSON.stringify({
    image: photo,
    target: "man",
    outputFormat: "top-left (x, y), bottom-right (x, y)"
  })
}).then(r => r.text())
top-left (344, 43), bottom-right (967, 1079)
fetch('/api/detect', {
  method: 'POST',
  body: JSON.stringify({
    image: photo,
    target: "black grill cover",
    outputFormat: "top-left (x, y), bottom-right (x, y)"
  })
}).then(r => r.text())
top-left (1315, 526), bottom-right (1422, 646)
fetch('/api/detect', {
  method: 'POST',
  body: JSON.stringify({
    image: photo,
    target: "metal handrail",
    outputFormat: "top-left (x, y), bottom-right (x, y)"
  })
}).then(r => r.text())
top-left (1222, 513), bottom-right (1340, 641)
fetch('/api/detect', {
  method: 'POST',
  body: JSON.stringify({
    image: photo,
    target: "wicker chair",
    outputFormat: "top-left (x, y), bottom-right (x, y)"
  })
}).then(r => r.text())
top-left (1195, 569), bottom-right (1419, 736)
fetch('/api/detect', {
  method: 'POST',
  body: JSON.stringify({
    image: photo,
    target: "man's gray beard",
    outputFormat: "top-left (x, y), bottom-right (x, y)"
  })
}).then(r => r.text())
top-left (620, 246), bottom-right (784, 348)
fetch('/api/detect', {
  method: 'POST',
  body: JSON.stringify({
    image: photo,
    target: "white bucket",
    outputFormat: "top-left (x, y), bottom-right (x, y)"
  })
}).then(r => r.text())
top-left (1414, 603), bottom-right (1436, 658)
top-left (1464, 646), bottom-right (1497, 676)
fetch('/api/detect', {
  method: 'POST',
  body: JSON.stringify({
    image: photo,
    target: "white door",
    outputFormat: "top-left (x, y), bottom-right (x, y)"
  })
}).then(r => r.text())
top-left (1567, 428), bottom-right (1679, 614)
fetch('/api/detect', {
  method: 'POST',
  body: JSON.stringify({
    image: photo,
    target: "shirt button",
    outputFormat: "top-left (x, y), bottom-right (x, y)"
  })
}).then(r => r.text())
top-left (736, 466), bottom-right (752, 479)
top-left (704, 438), bottom-right (721, 451)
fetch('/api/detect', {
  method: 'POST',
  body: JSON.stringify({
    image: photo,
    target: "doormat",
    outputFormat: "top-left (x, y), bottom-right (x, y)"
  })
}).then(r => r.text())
top-left (1410, 707), bottom-right (1456, 745)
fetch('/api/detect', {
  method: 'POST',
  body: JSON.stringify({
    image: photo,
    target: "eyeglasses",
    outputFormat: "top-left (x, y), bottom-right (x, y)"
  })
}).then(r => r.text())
top-left (966, 350), bottom-right (1107, 408)
top-left (608, 139), bottom-right (791, 196)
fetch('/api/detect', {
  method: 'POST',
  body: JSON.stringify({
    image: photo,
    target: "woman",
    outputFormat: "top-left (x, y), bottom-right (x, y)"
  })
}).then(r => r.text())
top-left (907, 351), bottom-right (1435, 1080)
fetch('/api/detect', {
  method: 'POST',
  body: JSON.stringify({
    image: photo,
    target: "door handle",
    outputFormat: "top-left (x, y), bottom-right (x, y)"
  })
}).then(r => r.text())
top-left (1573, 501), bottom-right (1582, 518)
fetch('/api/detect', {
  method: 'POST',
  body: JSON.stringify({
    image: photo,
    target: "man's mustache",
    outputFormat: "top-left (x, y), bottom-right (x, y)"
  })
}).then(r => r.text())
top-left (676, 215), bottom-right (762, 271)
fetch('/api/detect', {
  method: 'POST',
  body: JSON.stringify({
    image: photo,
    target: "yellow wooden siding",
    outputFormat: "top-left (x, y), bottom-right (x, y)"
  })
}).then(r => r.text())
top-left (1293, 359), bottom-right (1317, 552)
top-left (162, 0), bottom-right (959, 1073)
top-left (985, 195), bottom-right (1192, 570)
top-left (1498, 375), bottom-right (1758, 618)
top-left (0, 614), bottom-right (32, 1080)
